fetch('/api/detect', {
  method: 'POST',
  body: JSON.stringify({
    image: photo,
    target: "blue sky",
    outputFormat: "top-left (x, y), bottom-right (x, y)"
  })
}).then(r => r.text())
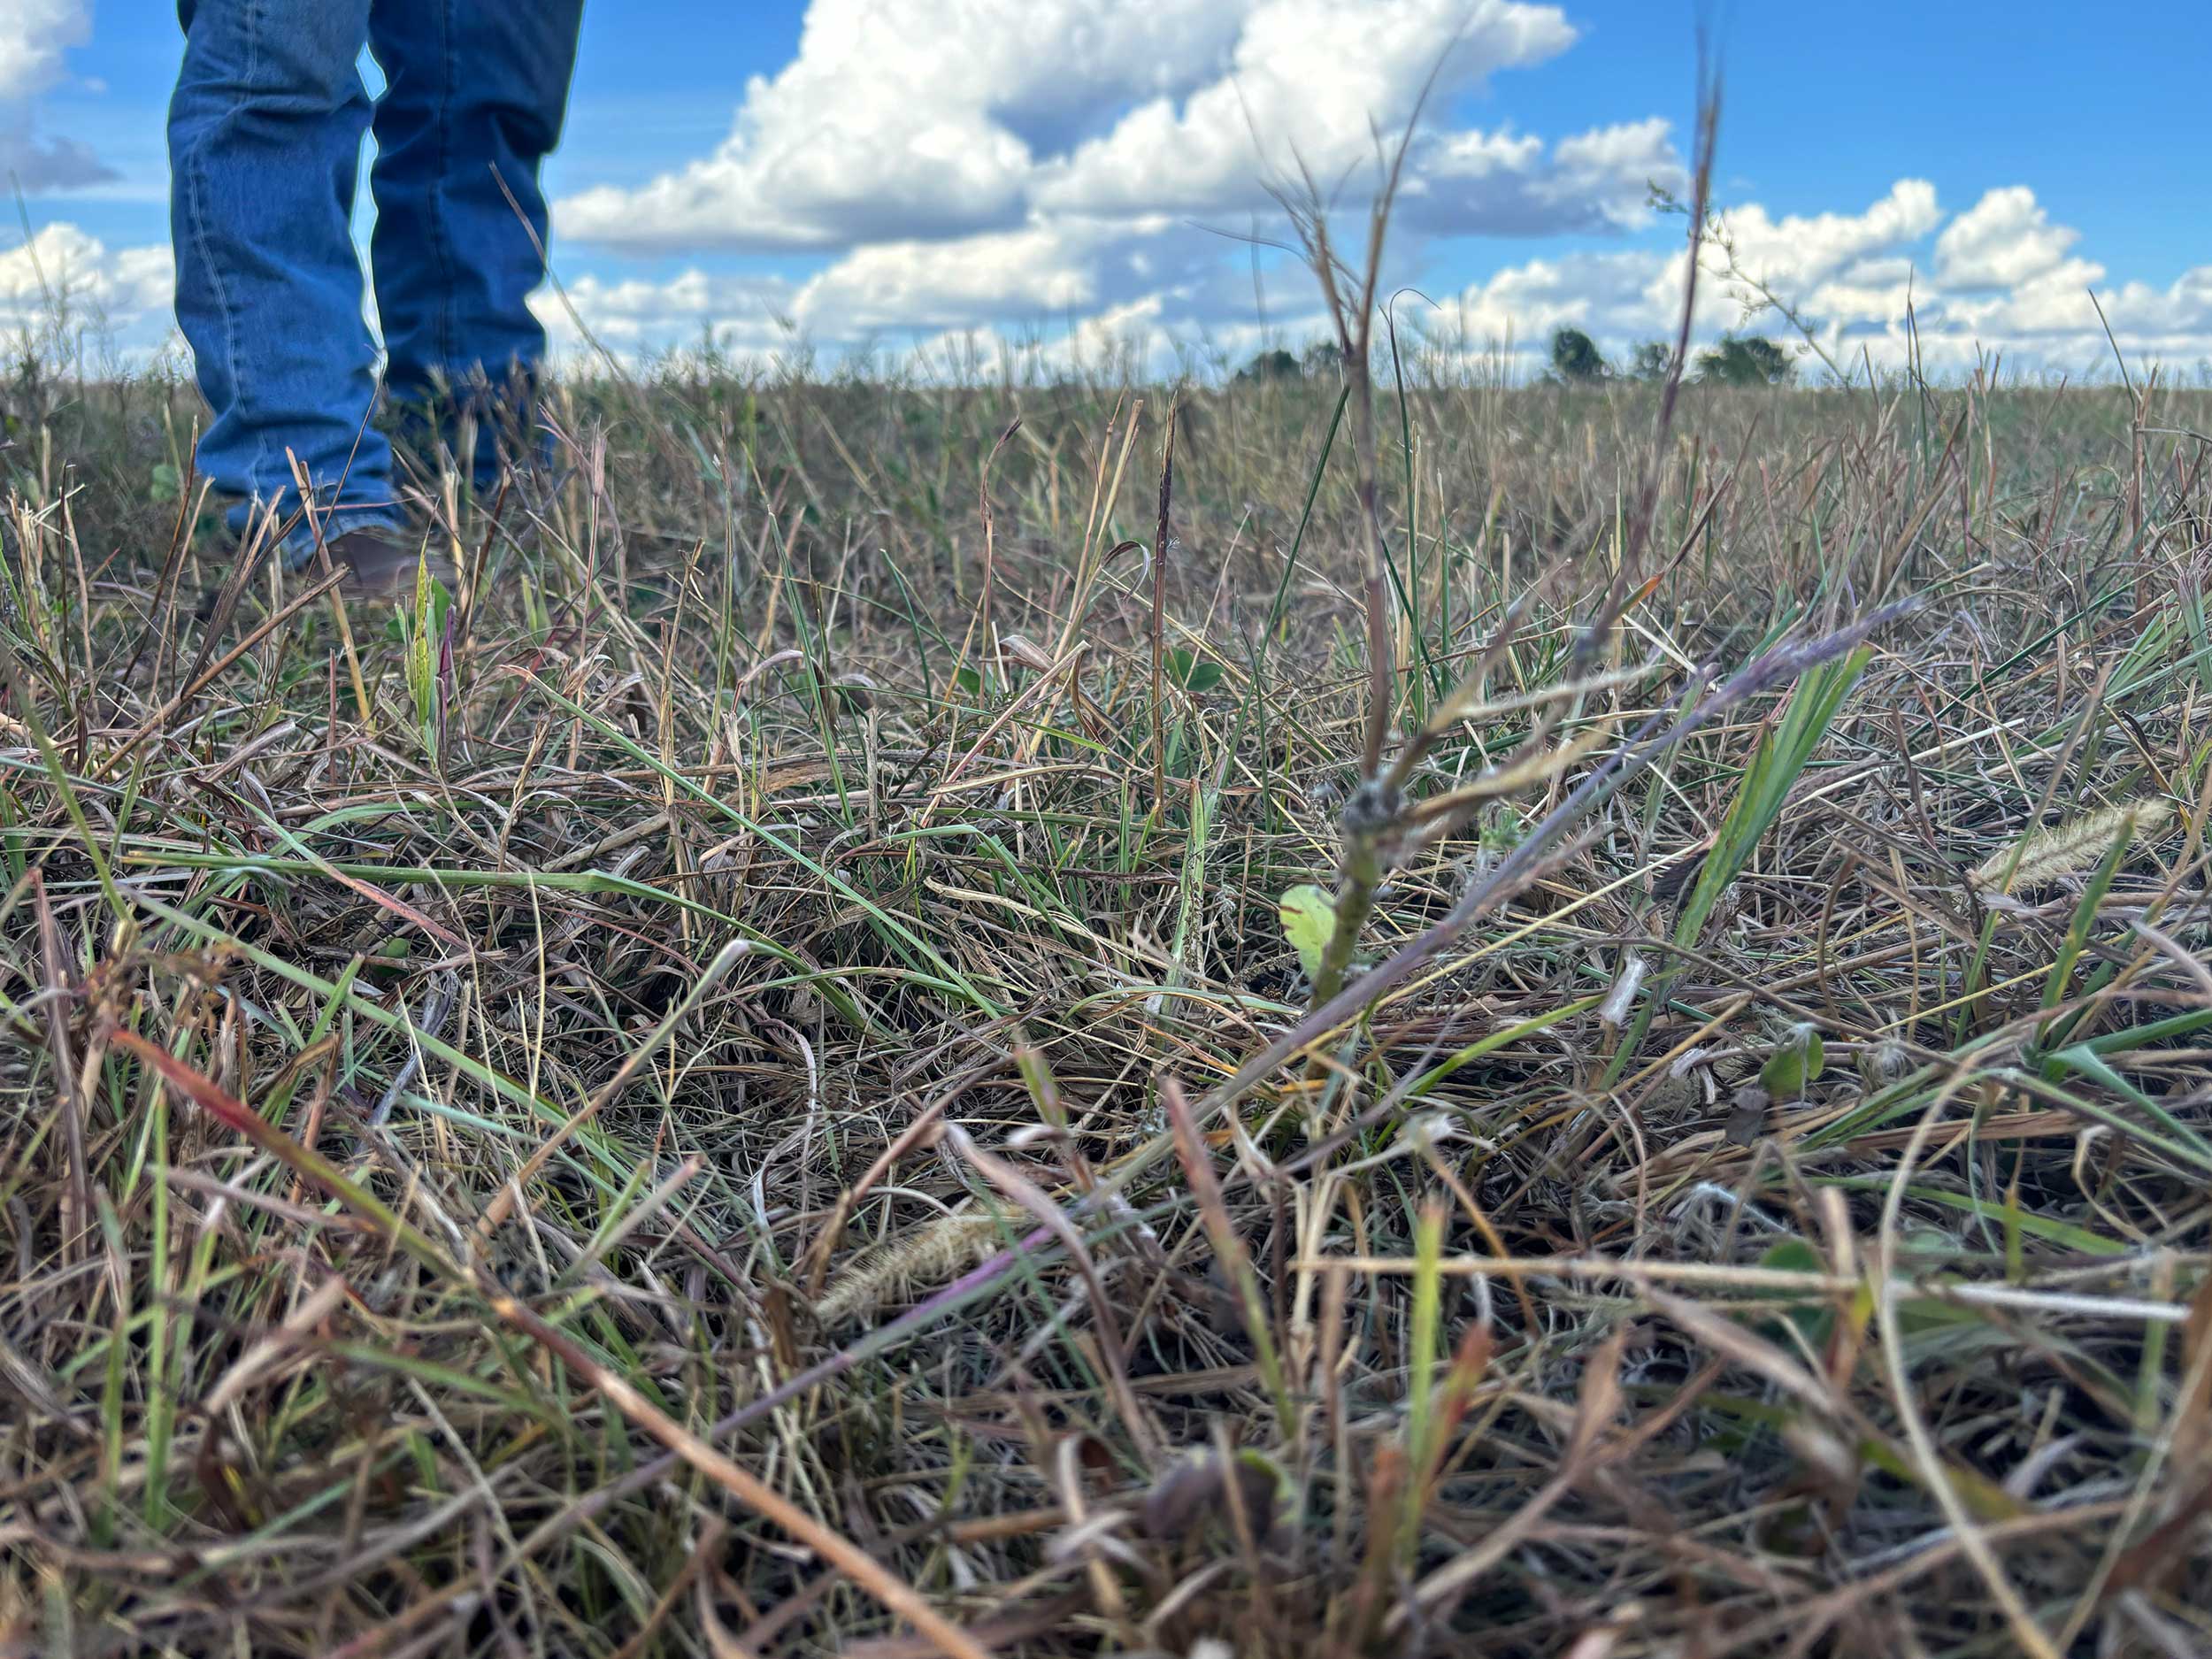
top-left (6, 0), bottom-right (2210, 376)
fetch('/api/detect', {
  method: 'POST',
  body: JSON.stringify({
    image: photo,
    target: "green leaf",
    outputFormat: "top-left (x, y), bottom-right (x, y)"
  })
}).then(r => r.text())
top-left (1279, 884), bottom-right (1337, 982)
top-left (1808, 1176), bottom-right (2127, 1256)
top-left (951, 665), bottom-right (985, 696)
top-left (149, 462), bottom-right (181, 503)
top-left (2039, 1047), bottom-right (2212, 1172)
top-left (2039, 809), bottom-right (2146, 1016)
top-left (1477, 804), bottom-right (1526, 853)
top-left (1604, 645), bottom-right (1872, 1091)
top-left (1677, 647), bottom-right (1871, 949)
top-left (1761, 1025), bottom-right (1826, 1100)
top-left (1748, 1237), bottom-right (1834, 1347)
top-left (1165, 648), bottom-right (1224, 692)
top-left (1758, 1238), bottom-right (1823, 1276)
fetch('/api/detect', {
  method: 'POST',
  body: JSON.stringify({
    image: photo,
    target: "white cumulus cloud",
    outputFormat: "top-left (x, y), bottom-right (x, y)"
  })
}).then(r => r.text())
top-left (1706, 179), bottom-right (1944, 292)
top-left (557, 0), bottom-right (1253, 251)
top-left (0, 222), bottom-right (170, 337)
top-left (0, 0), bottom-right (89, 101)
top-left (1031, 0), bottom-right (1578, 219)
top-left (547, 173), bottom-right (2212, 380)
top-left (1395, 117), bottom-right (1678, 237)
top-left (1432, 180), bottom-right (2212, 378)
top-left (546, 0), bottom-right (1702, 368)
top-left (554, 0), bottom-right (1636, 253)
top-left (1933, 186), bottom-right (2084, 290)
top-left (529, 267), bottom-right (795, 356)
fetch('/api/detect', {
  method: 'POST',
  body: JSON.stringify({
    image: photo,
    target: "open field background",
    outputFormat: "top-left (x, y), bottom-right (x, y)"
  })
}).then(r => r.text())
top-left (2, 346), bottom-right (2211, 1657)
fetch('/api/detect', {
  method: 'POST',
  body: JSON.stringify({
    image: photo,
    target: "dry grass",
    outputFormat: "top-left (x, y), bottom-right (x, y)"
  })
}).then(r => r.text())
top-left (0, 338), bottom-right (2210, 1657)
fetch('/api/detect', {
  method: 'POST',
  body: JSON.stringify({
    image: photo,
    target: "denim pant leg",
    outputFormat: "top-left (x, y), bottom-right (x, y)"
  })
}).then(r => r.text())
top-left (368, 0), bottom-right (585, 488)
top-left (169, 0), bottom-right (400, 562)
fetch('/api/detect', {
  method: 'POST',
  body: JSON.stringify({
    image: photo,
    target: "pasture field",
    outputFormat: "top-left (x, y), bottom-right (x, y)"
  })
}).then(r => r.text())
top-left (2, 348), bottom-right (2210, 1657)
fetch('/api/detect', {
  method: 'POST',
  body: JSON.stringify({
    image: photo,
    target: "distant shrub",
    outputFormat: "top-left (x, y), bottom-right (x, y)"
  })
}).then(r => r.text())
top-left (1548, 326), bottom-right (1609, 382)
top-left (1696, 333), bottom-right (1796, 386)
top-left (1234, 348), bottom-right (1303, 383)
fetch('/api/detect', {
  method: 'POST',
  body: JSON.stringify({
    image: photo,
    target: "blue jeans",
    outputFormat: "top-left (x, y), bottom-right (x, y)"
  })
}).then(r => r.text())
top-left (169, 0), bottom-right (582, 562)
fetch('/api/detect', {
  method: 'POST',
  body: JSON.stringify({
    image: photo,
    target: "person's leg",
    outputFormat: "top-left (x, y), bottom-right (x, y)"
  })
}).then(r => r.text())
top-left (168, 0), bottom-right (400, 563)
top-left (367, 0), bottom-right (585, 488)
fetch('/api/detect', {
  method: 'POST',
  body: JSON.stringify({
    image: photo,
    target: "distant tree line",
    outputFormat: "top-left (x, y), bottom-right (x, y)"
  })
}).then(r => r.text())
top-left (1233, 341), bottom-right (1344, 384)
top-left (1548, 326), bottom-right (1795, 386)
top-left (1233, 329), bottom-right (1797, 388)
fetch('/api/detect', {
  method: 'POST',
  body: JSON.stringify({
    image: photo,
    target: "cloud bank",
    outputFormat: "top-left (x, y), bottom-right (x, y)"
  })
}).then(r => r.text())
top-left (528, 0), bottom-right (2208, 376)
top-left (8, 0), bottom-right (2212, 379)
